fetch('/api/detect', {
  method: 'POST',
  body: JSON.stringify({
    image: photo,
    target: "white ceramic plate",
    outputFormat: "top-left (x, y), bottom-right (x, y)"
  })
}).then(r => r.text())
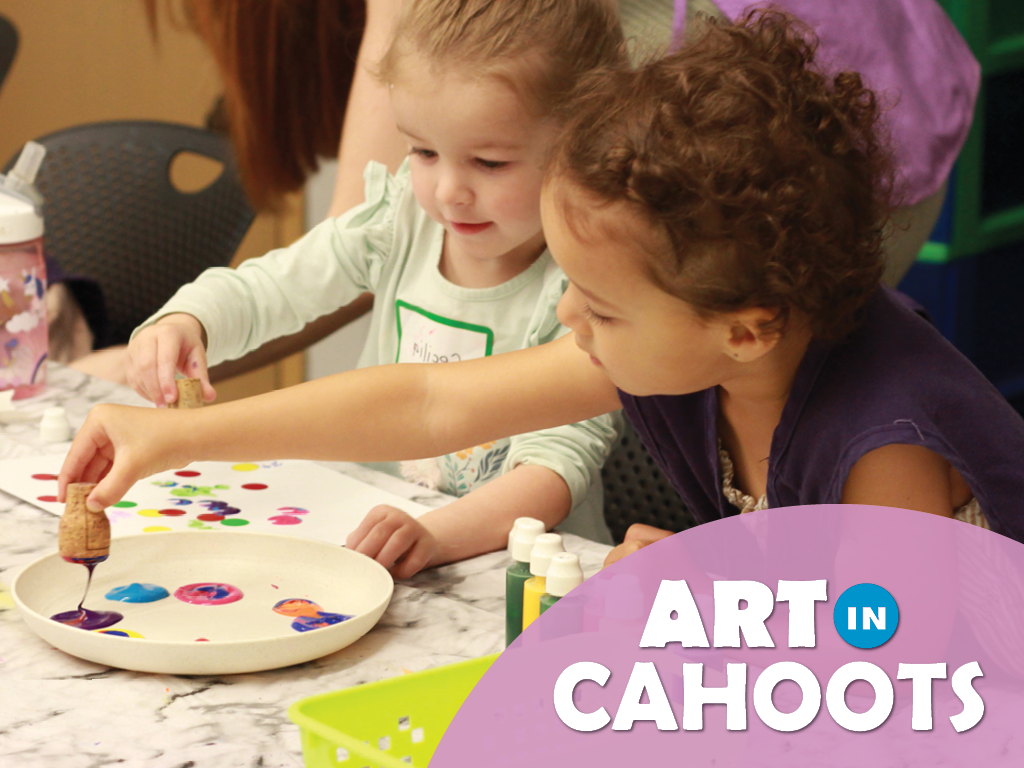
top-left (12, 531), bottom-right (394, 674)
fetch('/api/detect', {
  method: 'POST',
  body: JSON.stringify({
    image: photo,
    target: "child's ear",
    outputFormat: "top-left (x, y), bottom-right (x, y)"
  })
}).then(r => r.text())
top-left (724, 308), bottom-right (781, 362)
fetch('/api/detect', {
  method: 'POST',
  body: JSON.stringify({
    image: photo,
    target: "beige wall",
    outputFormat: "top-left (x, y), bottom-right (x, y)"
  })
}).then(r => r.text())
top-left (0, 0), bottom-right (304, 400)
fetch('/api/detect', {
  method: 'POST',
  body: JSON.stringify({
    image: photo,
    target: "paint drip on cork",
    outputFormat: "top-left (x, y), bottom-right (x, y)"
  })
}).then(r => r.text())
top-left (169, 378), bottom-right (203, 409)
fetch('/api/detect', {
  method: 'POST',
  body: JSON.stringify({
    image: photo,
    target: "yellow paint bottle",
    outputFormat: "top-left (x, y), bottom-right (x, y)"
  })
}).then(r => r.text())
top-left (521, 533), bottom-right (564, 631)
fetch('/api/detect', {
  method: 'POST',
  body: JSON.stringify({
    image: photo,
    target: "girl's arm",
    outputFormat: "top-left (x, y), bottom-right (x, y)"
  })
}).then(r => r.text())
top-left (59, 334), bottom-right (622, 510)
top-left (347, 464), bottom-right (571, 578)
top-left (840, 443), bottom-right (957, 516)
top-left (329, 0), bottom-right (407, 214)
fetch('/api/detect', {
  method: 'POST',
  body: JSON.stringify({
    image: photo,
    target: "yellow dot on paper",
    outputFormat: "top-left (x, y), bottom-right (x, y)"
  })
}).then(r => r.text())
top-left (231, 463), bottom-right (259, 472)
top-left (137, 509), bottom-right (162, 517)
top-left (142, 526), bottom-right (172, 533)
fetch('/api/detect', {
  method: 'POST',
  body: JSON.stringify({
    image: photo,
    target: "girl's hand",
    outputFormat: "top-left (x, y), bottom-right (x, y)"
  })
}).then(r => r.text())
top-left (603, 523), bottom-right (676, 568)
top-left (126, 314), bottom-right (217, 407)
top-left (57, 404), bottom-right (193, 511)
top-left (346, 505), bottom-right (440, 579)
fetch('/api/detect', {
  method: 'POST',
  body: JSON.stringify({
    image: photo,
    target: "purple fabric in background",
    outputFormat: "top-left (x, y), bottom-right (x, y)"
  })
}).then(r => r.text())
top-left (433, 506), bottom-right (1024, 766)
top-left (676, 0), bottom-right (980, 206)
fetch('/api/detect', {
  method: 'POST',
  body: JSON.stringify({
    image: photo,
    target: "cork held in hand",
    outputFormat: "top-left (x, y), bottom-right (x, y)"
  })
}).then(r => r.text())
top-left (169, 378), bottom-right (204, 409)
top-left (58, 482), bottom-right (109, 564)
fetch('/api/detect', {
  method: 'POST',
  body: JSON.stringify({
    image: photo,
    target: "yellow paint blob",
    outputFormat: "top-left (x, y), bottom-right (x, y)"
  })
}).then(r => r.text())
top-left (95, 628), bottom-right (145, 638)
top-left (231, 463), bottom-right (259, 472)
top-left (137, 509), bottom-right (162, 517)
top-left (142, 526), bottom-right (172, 533)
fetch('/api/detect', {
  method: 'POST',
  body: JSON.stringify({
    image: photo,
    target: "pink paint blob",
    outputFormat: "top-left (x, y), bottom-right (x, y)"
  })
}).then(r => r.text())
top-left (31, 473), bottom-right (58, 481)
top-left (175, 470), bottom-right (201, 477)
top-left (37, 495), bottom-right (57, 503)
top-left (277, 507), bottom-right (309, 515)
top-left (241, 483), bottom-right (268, 491)
top-left (173, 582), bottom-right (244, 605)
top-left (268, 515), bottom-right (302, 525)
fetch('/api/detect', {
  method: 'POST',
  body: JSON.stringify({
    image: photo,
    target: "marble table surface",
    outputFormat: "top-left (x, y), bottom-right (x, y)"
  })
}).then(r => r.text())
top-left (0, 365), bottom-right (610, 768)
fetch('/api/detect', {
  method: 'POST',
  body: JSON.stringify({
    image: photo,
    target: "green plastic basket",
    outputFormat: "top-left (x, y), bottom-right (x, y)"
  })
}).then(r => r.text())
top-left (288, 654), bottom-right (499, 768)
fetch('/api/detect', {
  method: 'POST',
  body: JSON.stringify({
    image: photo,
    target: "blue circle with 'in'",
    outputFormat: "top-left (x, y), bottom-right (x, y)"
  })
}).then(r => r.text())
top-left (833, 583), bottom-right (899, 649)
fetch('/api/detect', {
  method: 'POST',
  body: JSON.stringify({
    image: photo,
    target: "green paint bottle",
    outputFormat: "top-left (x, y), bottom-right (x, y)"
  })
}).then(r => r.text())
top-left (506, 518), bottom-right (545, 647)
top-left (540, 552), bottom-right (585, 615)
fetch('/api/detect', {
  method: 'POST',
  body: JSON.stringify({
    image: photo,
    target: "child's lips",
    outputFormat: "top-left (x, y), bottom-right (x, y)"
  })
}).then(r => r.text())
top-left (450, 221), bottom-right (493, 235)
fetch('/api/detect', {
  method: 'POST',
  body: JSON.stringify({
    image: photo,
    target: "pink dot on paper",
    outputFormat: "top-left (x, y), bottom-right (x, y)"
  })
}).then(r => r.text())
top-left (158, 509), bottom-right (187, 517)
top-left (197, 514), bottom-right (224, 522)
top-left (277, 507), bottom-right (309, 515)
top-left (32, 473), bottom-right (58, 481)
top-left (269, 515), bottom-right (302, 526)
top-left (241, 483), bottom-right (268, 491)
top-left (195, 638), bottom-right (209, 642)
top-left (37, 495), bottom-right (57, 503)
top-left (175, 470), bottom-right (201, 477)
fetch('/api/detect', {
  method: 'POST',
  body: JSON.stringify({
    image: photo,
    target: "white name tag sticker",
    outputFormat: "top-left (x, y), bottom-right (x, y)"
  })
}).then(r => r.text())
top-left (395, 300), bottom-right (494, 364)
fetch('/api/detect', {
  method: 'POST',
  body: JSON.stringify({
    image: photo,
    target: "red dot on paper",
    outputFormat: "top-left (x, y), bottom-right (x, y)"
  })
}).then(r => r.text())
top-left (241, 483), bottom-right (268, 491)
top-left (32, 474), bottom-right (59, 481)
top-left (269, 515), bottom-right (302, 526)
top-left (158, 509), bottom-right (187, 517)
top-left (197, 514), bottom-right (224, 522)
top-left (37, 495), bottom-right (58, 503)
top-left (174, 470), bottom-right (201, 477)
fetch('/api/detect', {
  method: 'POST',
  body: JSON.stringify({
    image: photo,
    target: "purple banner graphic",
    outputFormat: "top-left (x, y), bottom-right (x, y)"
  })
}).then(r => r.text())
top-left (434, 505), bottom-right (1024, 766)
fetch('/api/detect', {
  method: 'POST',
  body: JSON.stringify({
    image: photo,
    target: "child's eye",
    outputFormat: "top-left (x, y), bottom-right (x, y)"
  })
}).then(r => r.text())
top-left (475, 158), bottom-right (508, 170)
top-left (582, 303), bottom-right (611, 325)
top-left (410, 147), bottom-right (437, 160)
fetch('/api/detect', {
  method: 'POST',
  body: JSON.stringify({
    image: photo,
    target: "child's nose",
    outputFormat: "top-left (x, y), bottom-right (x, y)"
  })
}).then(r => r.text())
top-left (437, 169), bottom-right (472, 207)
top-left (557, 286), bottom-right (589, 335)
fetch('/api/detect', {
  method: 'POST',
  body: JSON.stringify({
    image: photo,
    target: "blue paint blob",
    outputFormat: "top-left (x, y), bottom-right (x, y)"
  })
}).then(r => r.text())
top-left (105, 583), bottom-right (171, 603)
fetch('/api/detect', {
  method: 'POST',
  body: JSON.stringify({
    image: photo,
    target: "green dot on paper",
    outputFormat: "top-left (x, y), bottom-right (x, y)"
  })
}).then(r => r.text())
top-left (220, 518), bottom-right (250, 527)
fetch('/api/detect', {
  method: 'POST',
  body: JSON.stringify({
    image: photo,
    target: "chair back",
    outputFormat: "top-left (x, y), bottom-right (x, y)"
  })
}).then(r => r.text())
top-left (0, 14), bottom-right (17, 93)
top-left (601, 418), bottom-right (698, 543)
top-left (3, 121), bottom-right (255, 346)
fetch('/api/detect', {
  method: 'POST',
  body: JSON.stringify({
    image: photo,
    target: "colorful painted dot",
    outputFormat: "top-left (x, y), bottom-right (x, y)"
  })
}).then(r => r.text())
top-left (187, 520), bottom-right (212, 530)
top-left (232, 463), bottom-right (259, 472)
top-left (171, 499), bottom-right (192, 506)
top-left (94, 628), bottom-right (144, 638)
top-left (175, 470), bottom-right (201, 477)
top-left (158, 509), bottom-right (186, 517)
top-left (105, 583), bottom-right (170, 603)
top-left (197, 513), bottom-right (224, 522)
top-left (241, 483), bottom-right (268, 491)
top-left (111, 500), bottom-right (137, 508)
top-left (137, 509), bottom-right (162, 517)
top-left (32, 473), bottom-right (58, 481)
top-left (143, 526), bottom-right (172, 533)
top-left (269, 515), bottom-right (302, 526)
top-left (195, 638), bottom-right (210, 642)
top-left (174, 582), bottom-right (243, 605)
top-left (220, 518), bottom-right (250, 527)
top-left (277, 507), bottom-right (309, 515)
top-left (37, 495), bottom-right (57, 503)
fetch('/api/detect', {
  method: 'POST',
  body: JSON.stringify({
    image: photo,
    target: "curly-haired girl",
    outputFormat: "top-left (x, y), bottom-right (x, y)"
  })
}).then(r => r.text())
top-left (61, 11), bottom-right (1024, 565)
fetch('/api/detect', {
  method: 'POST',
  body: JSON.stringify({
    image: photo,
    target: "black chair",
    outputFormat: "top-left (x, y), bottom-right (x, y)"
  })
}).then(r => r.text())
top-left (3, 121), bottom-right (255, 346)
top-left (0, 13), bottom-right (17, 93)
top-left (601, 418), bottom-right (698, 543)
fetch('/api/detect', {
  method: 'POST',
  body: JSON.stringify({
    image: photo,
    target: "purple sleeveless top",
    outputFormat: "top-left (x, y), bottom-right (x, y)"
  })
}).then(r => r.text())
top-left (619, 288), bottom-right (1024, 542)
top-left (674, 0), bottom-right (980, 206)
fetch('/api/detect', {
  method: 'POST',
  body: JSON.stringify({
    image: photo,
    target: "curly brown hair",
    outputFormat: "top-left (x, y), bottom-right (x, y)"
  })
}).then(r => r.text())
top-left (550, 9), bottom-right (896, 341)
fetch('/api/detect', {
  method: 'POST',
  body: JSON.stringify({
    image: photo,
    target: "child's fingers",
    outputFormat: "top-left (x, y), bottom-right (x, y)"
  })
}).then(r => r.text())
top-left (156, 336), bottom-right (183, 406)
top-left (346, 506), bottom-right (390, 550)
top-left (375, 525), bottom-right (420, 571)
top-left (183, 346), bottom-right (216, 402)
top-left (391, 538), bottom-right (435, 580)
top-left (126, 335), bottom-right (161, 405)
top-left (622, 523), bottom-right (674, 543)
top-left (349, 507), bottom-right (405, 559)
top-left (603, 539), bottom-right (647, 569)
top-left (58, 413), bottom-right (115, 501)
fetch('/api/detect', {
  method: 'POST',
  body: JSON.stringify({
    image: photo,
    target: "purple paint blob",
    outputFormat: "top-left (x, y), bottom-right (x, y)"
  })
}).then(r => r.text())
top-left (174, 582), bottom-right (244, 605)
top-left (273, 598), bottom-right (352, 632)
top-left (105, 583), bottom-right (170, 603)
top-left (52, 561), bottom-right (123, 629)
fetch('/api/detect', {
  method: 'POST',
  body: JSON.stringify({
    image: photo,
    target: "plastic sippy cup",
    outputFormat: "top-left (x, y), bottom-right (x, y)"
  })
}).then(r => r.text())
top-left (0, 141), bottom-right (48, 399)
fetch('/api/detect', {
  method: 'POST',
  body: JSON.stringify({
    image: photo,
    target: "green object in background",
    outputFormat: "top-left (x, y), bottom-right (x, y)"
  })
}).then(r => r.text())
top-left (289, 653), bottom-right (499, 768)
top-left (505, 560), bottom-right (532, 646)
top-left (539, 592), bottom-right (559, 615)
top-left (927, 0), bottom-right (1024, 261)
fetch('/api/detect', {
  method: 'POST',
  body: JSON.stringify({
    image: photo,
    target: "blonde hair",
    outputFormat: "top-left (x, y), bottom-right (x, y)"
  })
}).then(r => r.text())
top-left (378, 0), bottom-right (625, 117)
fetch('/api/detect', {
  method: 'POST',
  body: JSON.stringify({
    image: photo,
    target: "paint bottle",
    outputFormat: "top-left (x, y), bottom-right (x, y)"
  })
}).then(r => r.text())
top-left (539, 552), bottom-right (584, 614)
top-left (521, 533), bottom-right (564, 632)
top-left (506, 518), bottom-right (545, 647)
top-left (582, 572), bottom-right (613, 632)
top-left (597, 574), bottom-right (646, 639)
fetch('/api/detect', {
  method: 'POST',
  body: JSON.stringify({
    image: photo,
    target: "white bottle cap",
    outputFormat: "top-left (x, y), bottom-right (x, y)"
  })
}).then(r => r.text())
top-left (507, 517), bottom-right (544, 554)
top-left (529, 532), bottom-right (564, 577)
top-left (510, 522), bottom-right (546, 563)
top-left (0, 142), bottom-right (46, 245)
top-left (605, 574), bottom-right (644, 620)
top-left (544, 552), bottom-right (584, 597)
top-left (39, 407), bottom-right (72, 443)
